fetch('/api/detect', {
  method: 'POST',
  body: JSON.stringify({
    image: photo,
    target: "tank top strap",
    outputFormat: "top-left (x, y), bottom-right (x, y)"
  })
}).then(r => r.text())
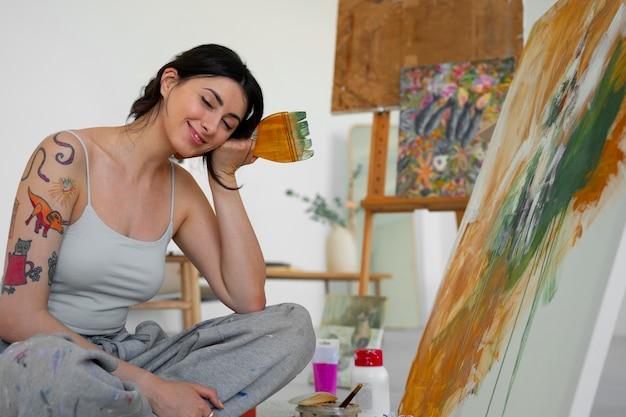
top-left (64, 130), bottom-right (92, 205)
top-left (169, 160), bottom-right (176, 224)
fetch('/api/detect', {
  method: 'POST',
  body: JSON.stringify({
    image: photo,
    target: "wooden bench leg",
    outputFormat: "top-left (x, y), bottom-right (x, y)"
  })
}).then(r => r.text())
top-left (188, 262), bottom-right (201, 325)
top-left (181, 261), bottom-right (193, 330)
top-left (358, 210), bottom-right (375, 295)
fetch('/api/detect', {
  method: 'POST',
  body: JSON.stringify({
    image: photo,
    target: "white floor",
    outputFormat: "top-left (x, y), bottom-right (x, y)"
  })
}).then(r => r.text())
top-left (127, 303), bottom-right (626, 416)
top-left (591, 337), bottom-right (626, 417)
top-left (258, 330), bottom-right (626, 417)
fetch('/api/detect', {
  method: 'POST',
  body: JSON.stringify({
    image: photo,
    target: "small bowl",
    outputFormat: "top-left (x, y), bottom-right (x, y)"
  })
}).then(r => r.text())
top-left (296, 403), bottom-right (361, 417)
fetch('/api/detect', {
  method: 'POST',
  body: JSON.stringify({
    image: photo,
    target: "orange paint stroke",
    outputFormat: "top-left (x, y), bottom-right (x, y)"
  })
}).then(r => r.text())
top-left (573, 81), bottom-right (626, 212)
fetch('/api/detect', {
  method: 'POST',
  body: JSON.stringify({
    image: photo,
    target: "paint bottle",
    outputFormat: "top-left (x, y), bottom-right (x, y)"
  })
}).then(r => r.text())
top-left (351, 349), bottom-right (390, 417)
top-left (312, 339), bottom-right (339, 394)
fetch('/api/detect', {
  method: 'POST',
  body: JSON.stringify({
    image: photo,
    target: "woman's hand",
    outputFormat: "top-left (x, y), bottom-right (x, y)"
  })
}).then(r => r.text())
top-left (211, 137), bottom-right (257, 177)
top-left (142, 377), bottom-right (223, 417)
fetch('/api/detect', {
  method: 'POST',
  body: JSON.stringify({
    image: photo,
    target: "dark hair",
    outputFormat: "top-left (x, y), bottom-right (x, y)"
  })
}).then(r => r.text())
top-left (128, 44), bottom-right (264, 189)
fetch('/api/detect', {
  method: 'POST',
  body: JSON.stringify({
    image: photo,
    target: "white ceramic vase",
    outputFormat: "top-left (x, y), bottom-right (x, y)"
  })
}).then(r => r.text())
top-left (326, 224), bottom-right (358, 273)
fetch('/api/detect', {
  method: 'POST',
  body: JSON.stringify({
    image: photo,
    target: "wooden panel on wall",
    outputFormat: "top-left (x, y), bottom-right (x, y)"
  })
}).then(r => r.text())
top-left (332, 0), bottom-right (523, 113)
top-left (332, 0), bottom-right (405, 113)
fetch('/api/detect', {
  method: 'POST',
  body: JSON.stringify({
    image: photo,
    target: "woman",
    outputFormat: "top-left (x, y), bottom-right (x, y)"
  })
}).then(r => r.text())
top-left (0, 44), bottom-right (315, 417)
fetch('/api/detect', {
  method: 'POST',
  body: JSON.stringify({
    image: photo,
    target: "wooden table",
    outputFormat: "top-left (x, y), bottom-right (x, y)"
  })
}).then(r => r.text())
top-left (134, 256), bottom-right (392, 330)
top-left (265, 268), bottom-right (392, 295)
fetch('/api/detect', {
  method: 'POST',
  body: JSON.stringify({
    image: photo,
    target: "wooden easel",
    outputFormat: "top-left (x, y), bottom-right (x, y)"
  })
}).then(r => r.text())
top-left (331, 0), bottom-right (523, 295)
top-left (356, 111), bottom-right (468, 294)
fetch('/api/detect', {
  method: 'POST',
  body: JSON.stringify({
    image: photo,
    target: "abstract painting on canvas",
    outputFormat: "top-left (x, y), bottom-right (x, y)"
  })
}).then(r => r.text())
top-left (400, 1), bottom-right (626, 416)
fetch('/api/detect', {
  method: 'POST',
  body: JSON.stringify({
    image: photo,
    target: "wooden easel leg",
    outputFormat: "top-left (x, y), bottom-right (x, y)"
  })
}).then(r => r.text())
top-left (455, 209), bottom-right (465, 228)
top-left (359, 210), bottom-right (375, 295)
top-left (358, 111), bottom-right (390, 296)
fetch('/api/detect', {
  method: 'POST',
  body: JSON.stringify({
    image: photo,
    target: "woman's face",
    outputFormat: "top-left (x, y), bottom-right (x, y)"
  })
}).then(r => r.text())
top-left (160, 72), bottom-right (247, 158)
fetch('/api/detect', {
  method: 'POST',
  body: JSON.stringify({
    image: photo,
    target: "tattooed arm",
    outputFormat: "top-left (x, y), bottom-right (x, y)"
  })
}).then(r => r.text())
top-left (0, 134), bottom-right (216, 414)
top-left (0, 133), bottom-right (95, 345)
top-left (0, 134), bottom-right (77, 326)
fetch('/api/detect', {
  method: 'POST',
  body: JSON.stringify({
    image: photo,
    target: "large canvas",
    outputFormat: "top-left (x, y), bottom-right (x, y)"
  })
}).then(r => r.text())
top-left (396, 57), bottom-right (515, 197)
top-left (399, 1), bottom-right (626, 417)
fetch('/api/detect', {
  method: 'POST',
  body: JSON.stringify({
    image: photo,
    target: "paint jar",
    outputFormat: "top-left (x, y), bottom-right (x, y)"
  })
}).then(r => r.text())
top-left (296, 404), bottom-right (361, 417)
top-left (312, 339), bottom-right (340, 394)
top-left (351, 349), bottom-right (390, 417)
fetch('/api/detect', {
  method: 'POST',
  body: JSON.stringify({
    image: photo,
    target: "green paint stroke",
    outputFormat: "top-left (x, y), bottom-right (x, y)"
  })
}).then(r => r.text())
top-left (498, 42), bottom-right (626, 414)
top-left (510, 43), bottom-right (626, 288)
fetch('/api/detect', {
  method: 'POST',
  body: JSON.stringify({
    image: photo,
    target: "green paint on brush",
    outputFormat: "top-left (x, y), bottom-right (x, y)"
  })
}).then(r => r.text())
top-left (288, 111), bottom-right (313, 160)
top-left (290, 111), bottom-right (307, 123)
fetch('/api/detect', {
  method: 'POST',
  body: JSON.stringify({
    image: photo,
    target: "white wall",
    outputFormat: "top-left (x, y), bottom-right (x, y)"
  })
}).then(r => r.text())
top-left (3, 0), bottom-right (625, 336)
top-left (0, 0), bottom-right (371, 329)
top-left (412, 210), bottom-right (458, 325)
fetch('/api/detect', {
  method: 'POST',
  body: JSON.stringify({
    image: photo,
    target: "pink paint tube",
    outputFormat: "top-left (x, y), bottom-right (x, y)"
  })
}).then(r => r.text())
top-left (312, 339), bottom-right (339, 394)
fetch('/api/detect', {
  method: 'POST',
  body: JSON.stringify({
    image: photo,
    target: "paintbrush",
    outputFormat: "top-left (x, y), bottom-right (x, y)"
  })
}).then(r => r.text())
top-left (289, 392), bottom-right (337, 406)
top-left (339, 383), bottom-right (363, 408)
top-left (253, 111), bottom-right (314, 163)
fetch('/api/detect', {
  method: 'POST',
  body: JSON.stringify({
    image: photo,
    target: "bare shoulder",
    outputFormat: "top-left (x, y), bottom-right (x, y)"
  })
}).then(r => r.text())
top-left (172, 163), bottom-right (213, 223)
top-left (67, 126), bottom-right (115, 155)
top-left (22, 131), bottom-right (86, 183)
top-left (173, 163), bottom-right (210, 203)
top-left (17, 131), bottom-right (89, 223)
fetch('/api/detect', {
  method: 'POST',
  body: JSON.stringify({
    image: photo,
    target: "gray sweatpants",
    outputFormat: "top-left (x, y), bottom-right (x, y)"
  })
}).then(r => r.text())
top-left (0, 303), bottom-right (315, 417)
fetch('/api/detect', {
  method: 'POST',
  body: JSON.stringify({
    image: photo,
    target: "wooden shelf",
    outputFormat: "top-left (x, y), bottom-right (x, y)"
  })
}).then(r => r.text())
top-left (133, 257), bottom-right (393, 330)
top-left (266, 268), bottom-right (391, 296)
top-left (361, 196), bottom-right (469, 212)
top-left (266, 268), bottom-right (391, 281)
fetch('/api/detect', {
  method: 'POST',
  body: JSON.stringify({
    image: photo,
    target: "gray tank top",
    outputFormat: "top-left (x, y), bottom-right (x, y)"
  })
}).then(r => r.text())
top-left (48, 130), bottom-right (175, 335)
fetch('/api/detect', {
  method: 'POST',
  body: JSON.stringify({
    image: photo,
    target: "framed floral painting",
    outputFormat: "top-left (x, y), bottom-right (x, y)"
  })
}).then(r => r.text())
top-left (396, 57), bottom-right (515, 197)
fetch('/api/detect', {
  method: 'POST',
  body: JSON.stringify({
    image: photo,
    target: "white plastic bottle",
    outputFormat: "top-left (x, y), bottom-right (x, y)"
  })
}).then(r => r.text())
top-left (351, 349), bottom-right (390, 417)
